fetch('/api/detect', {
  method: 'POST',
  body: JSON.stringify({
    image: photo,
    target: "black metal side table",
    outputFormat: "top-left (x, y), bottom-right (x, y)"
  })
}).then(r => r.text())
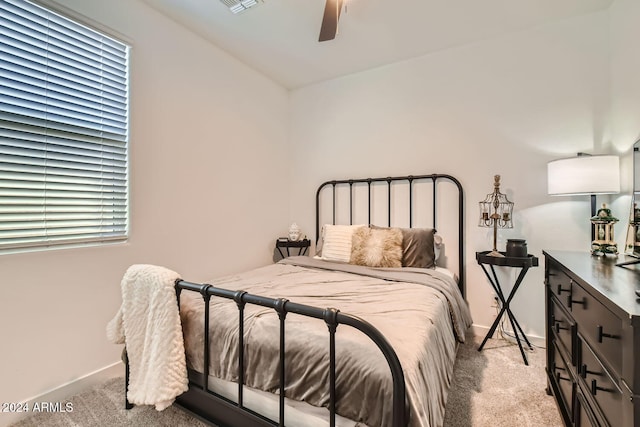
top-left (275, 238), bottom-right (310, 259)
top-left (476, 251), bottom-right (539, 365)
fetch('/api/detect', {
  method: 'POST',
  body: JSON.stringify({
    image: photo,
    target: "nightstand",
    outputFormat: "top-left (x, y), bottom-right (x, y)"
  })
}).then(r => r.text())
top-left (476, 250), bottom-right (539, 365)
top-left (275, 238), bottom-right (310, 259)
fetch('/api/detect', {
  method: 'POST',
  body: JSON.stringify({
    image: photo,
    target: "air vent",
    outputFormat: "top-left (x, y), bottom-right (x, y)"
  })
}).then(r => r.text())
top-left (220, 0), bottom-right (263, 14)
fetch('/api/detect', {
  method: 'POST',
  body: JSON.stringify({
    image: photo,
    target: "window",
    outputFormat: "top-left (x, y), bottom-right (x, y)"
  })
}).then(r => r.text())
top-left (0, 0), bottom-right (130, 253)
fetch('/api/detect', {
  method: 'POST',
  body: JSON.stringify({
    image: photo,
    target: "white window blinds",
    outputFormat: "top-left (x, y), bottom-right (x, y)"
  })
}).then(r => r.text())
top-left (0, 0), bottom-right (129, 252)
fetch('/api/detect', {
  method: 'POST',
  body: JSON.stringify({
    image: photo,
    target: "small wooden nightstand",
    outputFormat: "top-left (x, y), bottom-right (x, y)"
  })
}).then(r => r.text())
top-left (275, 238), bottom-right (310, 259)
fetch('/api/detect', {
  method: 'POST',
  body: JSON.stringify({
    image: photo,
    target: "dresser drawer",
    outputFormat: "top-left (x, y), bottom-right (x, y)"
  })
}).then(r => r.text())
top-left (551, 340), bottom-right (575, 422)
top-left (547, 262), bottom-right (574, 312)
top-left (570, 283), bottom-right (623, 376)
top-left (578, 337), bottom-right (623, 427)
top-left (544, 250), bottom-right (640, 427)
top-left (576, 390), bottom-right (601, 427)
top-left (551, 295), bottom-right (576, 365)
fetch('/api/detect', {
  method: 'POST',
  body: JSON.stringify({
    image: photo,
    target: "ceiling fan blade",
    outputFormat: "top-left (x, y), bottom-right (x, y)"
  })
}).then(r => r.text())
top-left (319, 0), bottom-right (344, 42)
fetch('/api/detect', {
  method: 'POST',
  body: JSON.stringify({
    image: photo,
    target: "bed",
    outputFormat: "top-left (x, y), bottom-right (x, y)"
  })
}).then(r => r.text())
top-left (124, 173), bottom-right (472, 427)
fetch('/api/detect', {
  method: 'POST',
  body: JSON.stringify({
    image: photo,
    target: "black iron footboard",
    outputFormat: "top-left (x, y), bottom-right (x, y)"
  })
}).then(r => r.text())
top-left (125, 279), bottom-right (407, 427)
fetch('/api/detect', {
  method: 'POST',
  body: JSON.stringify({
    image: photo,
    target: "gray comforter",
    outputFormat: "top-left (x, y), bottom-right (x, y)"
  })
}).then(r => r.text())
top-left (179, 257), bottom-right (472, 427)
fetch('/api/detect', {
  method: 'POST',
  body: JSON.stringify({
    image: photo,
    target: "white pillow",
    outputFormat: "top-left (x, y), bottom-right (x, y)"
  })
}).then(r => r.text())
top-left (320, 224), bottom-right (366, 263)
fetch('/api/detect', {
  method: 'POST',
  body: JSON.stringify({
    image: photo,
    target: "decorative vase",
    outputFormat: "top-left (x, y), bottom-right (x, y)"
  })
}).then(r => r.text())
top-left (506, 239), bottom-right (527, 257)
top-left (288, 223), bottom-right (301, 241)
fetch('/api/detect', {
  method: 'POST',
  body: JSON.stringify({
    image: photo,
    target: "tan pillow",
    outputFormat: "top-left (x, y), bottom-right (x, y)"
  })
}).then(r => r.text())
top-left (371, 225), bottom-right (437, 268)
top-left (350, 227), bottom-right (403, 268)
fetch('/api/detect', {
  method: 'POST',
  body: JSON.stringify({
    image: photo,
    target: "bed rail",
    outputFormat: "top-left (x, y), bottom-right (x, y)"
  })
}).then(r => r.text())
top-left (172, 279), bottom-right (407, 427)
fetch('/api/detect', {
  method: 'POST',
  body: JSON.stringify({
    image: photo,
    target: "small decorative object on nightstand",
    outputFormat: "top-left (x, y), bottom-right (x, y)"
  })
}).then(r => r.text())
top-left (276, 237), bottom-right (310, 259)
top-left (476, 250), bottom-right (538, 365)
top-left (478, 175), bottom-right (514, 257)
top-left (506, 238), bottom-right (527, 257)
top-left (288, 222), bottom-right (302, 241)
top-left (590, 203), bottom-right (618, 256)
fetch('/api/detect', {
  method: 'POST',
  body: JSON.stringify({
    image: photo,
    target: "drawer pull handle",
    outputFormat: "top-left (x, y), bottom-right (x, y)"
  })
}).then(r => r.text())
top-left (555, 372), bottom-right (570, 383)
top-left (567, 296), bottom-right (585, 309)
top-left (554, 321), bottom-right (569, 333)
top-left (556, 284), bottom-right (571, 295)
top-left (591, 379), bottom-right (615, 396)
top-left (597, 325), bottom-right (620, 343)
top-left (579, 364), bottom-right (601, 379)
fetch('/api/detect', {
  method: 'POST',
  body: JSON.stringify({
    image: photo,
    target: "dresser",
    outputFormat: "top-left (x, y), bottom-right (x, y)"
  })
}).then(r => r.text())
top-left (544, 250), bottom-right (640, 426)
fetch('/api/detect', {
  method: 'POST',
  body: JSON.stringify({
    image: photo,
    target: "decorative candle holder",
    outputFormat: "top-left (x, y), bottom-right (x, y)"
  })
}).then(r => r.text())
top-left (479, 175), bottom-right (514, 257)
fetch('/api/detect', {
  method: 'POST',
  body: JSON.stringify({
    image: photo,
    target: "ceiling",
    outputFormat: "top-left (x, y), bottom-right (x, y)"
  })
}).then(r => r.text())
top-left (142, 0), bottom-right (614, 89)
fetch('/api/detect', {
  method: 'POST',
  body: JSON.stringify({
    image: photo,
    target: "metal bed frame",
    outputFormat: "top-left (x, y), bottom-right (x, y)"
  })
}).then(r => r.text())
top-left (125, 173), bottom-right (464, 427)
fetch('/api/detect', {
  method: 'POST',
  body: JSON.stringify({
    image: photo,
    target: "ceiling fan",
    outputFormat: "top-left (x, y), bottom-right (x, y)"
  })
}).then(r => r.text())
top-left (318, 0), bottom-right (345, 42)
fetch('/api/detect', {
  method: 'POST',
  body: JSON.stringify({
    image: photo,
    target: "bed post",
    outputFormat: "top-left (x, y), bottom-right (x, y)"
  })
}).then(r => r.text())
top-left (323, 307), bottom-right (339, 427)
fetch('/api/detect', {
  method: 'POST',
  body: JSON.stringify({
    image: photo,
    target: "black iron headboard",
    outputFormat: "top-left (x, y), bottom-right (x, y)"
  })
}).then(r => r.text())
top-left (315, 174), bottom-right (465, 297)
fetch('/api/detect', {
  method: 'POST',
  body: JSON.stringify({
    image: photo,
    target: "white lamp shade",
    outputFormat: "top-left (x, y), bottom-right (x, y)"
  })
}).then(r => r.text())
top-left (547, 155), bottom-right (620, 195)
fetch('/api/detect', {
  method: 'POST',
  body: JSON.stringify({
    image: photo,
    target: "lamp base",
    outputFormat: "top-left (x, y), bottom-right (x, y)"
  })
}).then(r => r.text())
top-left (486, 250), bottom-right (505, 257)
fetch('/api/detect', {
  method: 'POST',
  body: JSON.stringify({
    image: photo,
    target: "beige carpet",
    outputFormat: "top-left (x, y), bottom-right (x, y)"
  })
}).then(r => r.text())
top-left (10, 335), bottom-right (562, 427)
top-left (443, 334), bottom-right (562, 427)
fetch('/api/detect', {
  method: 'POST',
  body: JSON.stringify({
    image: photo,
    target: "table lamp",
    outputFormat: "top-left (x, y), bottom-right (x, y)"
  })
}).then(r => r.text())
top-left (547, 153), bottom-right (620, 245)
top-left (479, 175), bottom-right (514, 257)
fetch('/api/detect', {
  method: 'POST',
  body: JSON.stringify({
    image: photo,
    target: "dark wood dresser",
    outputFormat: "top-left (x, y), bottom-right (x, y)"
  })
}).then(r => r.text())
top-left (544, 250), bottom-right (640, 426)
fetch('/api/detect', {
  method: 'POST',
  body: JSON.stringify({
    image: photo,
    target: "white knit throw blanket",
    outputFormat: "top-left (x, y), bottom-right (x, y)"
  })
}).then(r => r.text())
top-left (106, 264), bottom-right (188, 410)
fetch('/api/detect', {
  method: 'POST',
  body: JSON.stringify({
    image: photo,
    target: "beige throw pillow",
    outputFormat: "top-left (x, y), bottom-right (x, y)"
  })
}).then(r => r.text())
top-left (321, 224), bottom-right (364, 263)
top-left (350, 227), bottom-right (403, 268)
top-left (371, 225), bottom-right (437, 268)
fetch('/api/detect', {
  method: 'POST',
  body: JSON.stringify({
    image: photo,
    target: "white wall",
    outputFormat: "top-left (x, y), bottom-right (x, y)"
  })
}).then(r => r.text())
top-left (0, 0), bottom-right (289, 419)
top-left (288, 11), bottom-right (612, 341)
top-left (610, 0), bottom-right (640, 198)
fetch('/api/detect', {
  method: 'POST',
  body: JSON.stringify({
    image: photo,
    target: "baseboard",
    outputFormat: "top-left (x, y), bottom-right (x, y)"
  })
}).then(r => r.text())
top-left (470, 324), bottom-right (546, 349)
top-left (0, 362), bottom-right (124, 427)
